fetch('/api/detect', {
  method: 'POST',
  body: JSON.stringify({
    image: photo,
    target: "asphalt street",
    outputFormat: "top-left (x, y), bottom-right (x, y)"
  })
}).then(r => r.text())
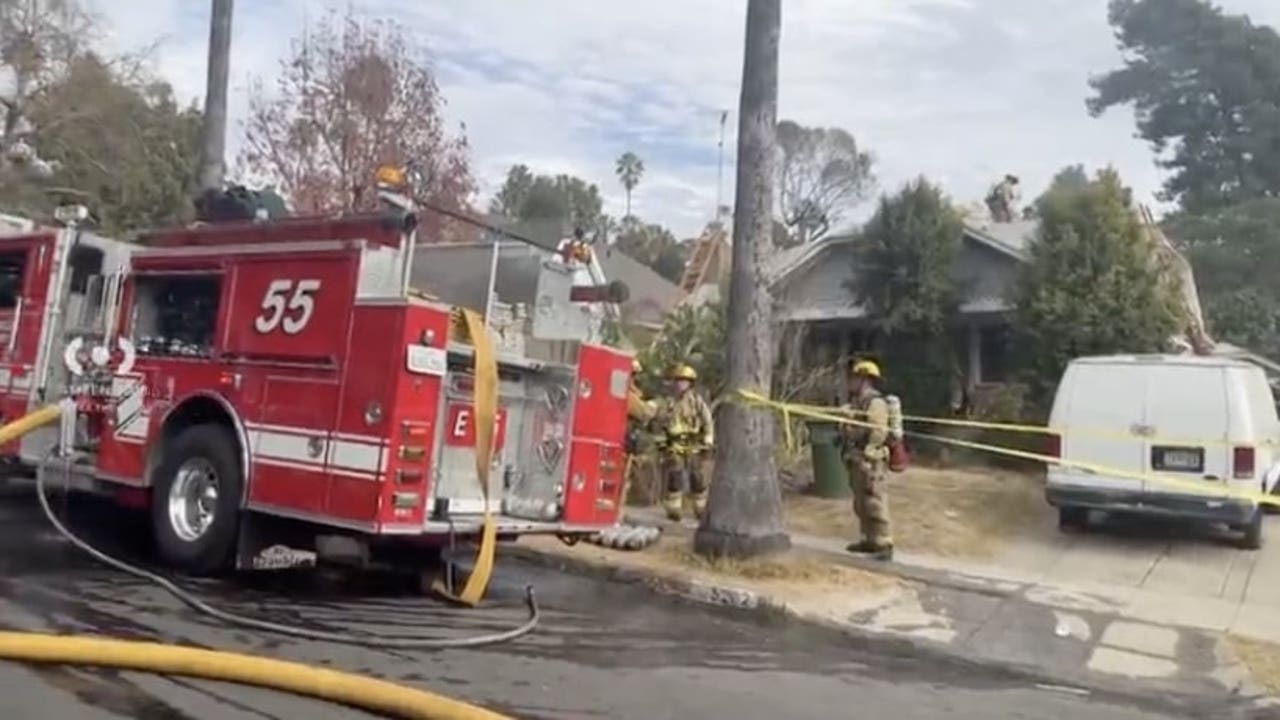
top-left (0, 488), bottom-right (1267, 720)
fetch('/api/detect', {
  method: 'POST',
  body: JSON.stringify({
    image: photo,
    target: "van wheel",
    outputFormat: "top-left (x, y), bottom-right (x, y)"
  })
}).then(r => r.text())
top-left (1058, 506), bottom-right (1089, 533)
top-left (1265, 484), bottom-right (1280, 515)
top-left (151, 423), bottom-right (243, 575)
top-left (1237, 510), bottom-right (1264, 551)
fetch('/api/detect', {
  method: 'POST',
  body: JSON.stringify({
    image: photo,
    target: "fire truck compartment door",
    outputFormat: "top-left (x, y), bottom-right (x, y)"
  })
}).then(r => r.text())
top-left (562, 344), bottom-right (631, 525)
top-left (431, 373), bottom-right (516, 514)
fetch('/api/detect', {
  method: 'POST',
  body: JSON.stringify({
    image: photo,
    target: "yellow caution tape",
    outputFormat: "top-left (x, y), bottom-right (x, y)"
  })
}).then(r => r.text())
top-left (738, 390), bottom-right (1280, 509)
top-left (433, 308), bottom-right (498, 606)
top-left (778, 398), bottom-right (1271, 450)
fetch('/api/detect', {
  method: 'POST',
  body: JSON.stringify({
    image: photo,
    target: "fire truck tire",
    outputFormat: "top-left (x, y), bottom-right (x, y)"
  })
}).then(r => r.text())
top-left (150, 423), bottom-right (243, 575)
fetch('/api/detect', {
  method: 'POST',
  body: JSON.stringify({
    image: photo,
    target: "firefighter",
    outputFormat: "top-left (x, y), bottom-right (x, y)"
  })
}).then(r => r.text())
top-left (655, 363), bottom-right (714, 521)
top-left (842, 359), bottom-right (894, 561)
top-left (627, 359), bottom-right (658, 447)
top-left (622, 359), bottom-right (657, 502)
top-left (985, 174), bottom-right (1020, 223)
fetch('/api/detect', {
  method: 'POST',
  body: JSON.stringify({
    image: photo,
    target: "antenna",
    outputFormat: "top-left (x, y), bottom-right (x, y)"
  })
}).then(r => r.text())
top-left (716, 109), bottom-right (728, 221)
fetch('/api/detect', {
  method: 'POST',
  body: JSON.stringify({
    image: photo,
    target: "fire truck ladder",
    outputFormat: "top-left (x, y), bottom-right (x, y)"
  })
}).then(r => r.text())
top-left (676, 225), bottom-right (728, 300)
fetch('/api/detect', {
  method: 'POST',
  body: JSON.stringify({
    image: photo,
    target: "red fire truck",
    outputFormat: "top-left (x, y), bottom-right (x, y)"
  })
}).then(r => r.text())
top-left (0, 198), bottom-right (632, 575)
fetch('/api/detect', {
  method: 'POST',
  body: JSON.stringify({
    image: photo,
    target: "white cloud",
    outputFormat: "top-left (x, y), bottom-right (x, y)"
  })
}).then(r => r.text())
top-left (83, 0), bottom-right (1280, 239)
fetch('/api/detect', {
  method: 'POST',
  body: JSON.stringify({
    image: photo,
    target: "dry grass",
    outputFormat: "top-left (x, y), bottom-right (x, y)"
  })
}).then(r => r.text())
top-left (1230, 636), bottom-right (1280, 696)
top-left (785, 464), bottom-right (1050, 559)
top-left (521, 524), bottom-right (895, 598)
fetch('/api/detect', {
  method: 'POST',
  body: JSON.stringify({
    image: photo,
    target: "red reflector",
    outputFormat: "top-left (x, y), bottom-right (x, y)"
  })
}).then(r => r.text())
top-left (1046, 434), bottom-right (1061, 460)
top-left (1233, 446), bottom-right (1255, 479)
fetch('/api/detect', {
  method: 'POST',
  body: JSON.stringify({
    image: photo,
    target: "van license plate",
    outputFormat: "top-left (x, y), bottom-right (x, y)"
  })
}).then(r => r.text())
top-left (1152, 446), bottom-right (1204, 472)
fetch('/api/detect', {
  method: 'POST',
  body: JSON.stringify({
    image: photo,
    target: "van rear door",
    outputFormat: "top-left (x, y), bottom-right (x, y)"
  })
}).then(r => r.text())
top-left (1143, 363), bottom-right (1229, 496)
top-left (1056, 361), bottom-right (1146, 493)
top-left (1228, 365), bottom-right (1279, 494)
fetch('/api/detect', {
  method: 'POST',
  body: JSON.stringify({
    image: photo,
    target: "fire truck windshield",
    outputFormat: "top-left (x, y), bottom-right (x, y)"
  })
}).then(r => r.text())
top-left (131, 274), bottom-right (221, 358)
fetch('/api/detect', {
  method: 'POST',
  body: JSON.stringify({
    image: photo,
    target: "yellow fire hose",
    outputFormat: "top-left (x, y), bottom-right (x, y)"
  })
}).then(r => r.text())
top-left (434, 308), bottom-right (499, 606)
top-left (0, 632), bottom-right (509, 720)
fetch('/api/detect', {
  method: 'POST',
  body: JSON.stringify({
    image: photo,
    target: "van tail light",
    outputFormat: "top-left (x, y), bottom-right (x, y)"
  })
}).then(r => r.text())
top-left (1045, 433), bottom-right (1061, 461)
top-left (1233, 446), bottom-right (1255, 479)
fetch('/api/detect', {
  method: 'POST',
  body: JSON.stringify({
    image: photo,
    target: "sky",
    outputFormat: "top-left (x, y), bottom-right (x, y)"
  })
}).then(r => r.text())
top-left (87, 0), bottom-right (1280, 240)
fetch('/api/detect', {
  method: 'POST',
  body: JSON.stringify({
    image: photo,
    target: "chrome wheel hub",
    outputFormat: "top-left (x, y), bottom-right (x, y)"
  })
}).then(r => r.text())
top-left (167, 458), bottom-right (219, 542)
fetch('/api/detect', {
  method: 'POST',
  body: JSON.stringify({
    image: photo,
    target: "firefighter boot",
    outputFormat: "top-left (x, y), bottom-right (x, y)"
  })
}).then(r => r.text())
top-left (692, 490), bottom-right (709, 520)
top-left (846, 540), bottom-right (878, 554)
top-left (662, 492), bottom-right (684, 521)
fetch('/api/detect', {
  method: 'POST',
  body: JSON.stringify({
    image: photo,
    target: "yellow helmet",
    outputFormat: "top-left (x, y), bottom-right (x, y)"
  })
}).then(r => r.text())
top-left (668, 364), bottom-right (698, 382)
top-left (851, 359), bottom-right (881, 379)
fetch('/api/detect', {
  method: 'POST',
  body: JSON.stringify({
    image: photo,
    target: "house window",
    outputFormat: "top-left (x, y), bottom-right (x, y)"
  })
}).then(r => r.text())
top-left (978, 324), bottom-right (1013, 383)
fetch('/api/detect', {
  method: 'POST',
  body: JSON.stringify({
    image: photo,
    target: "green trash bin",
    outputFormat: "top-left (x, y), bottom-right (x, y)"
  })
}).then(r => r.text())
top-left (807, 420), bottom-right (851, 498)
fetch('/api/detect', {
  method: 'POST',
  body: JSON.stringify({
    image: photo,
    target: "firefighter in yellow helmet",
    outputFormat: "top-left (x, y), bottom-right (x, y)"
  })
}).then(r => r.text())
top-left (842, 359), bottom-right (893, 561)
top-left (655, 363), bottom-right (714, 521)
top-left (623, 359), bottom-right (657, 500)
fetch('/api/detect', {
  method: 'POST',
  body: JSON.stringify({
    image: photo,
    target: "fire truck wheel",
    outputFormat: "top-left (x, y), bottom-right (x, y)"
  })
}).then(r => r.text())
top-left (151, 423), bottom-right (243, 575)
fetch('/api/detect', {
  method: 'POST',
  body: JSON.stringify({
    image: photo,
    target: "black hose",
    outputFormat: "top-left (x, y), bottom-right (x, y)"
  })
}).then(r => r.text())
top-left (37, 456), bottom-right (539, 649)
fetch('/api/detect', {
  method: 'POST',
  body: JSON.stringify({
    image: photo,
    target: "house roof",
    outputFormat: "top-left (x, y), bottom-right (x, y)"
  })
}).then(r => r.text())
top-left (597, 247), bottom-right (681, 327)
top-left (767, 220), bottom-right (1038, 287)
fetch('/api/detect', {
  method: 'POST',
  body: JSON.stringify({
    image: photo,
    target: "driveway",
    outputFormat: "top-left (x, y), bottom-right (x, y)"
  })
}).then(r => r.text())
top-left (869, 508), bottom-right (1280, 643)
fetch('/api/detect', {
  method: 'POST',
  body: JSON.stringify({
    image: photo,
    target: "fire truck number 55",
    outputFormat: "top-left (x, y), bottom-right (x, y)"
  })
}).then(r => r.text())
top-left (254, 279), bottom-right (321, 335)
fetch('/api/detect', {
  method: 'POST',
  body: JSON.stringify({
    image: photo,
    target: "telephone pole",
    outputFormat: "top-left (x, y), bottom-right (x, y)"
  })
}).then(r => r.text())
top-left (198, 0), bottom-right (234, 192)
top-left (694, 0), bottom-right (790, 559)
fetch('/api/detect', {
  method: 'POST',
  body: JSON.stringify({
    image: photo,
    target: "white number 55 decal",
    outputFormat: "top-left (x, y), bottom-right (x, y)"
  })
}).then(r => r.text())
top-left (254, 279), bottom-right (321, 335)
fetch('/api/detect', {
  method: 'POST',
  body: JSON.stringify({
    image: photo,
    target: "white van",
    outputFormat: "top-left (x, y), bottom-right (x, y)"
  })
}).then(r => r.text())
top-left (1044, 354), bottom-right (1280, 549)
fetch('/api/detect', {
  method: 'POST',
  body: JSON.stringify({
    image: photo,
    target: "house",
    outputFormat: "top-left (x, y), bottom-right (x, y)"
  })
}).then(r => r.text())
top-left (768, 219), bottom-right (1038, 391)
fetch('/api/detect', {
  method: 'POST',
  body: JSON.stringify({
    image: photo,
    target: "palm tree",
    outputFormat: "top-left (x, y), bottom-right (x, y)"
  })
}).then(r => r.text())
top-left (615, 151), bottom-right (644, 218)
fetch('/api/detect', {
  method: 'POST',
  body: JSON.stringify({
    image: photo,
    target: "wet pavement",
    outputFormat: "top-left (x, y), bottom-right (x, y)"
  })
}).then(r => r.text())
top-left (0, 487), bottom-right (1266, 720)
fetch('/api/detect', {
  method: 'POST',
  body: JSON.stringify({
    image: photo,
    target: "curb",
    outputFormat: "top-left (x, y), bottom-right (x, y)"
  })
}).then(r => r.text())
top-left (830, 552), bottom-right (1026, 599)
top-left (504, 545), bottom-right (789, 620)
top-left (505, 543), bottom-right (1269, 717)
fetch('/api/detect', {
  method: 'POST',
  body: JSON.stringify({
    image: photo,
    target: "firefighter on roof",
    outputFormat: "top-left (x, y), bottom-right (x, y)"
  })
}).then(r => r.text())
top-left (655, 363), bottom-right (714, 521)
top-left (841, 359), bottom-right (894, 561)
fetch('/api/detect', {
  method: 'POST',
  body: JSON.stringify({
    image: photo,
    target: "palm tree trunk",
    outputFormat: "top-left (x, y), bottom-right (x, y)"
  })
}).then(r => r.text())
top-left (693, 0), bottom-right (790, 559)
top-left (625, 189), bottom-right (632, 218)
top-left (198, 0), bottom-right (234, 192)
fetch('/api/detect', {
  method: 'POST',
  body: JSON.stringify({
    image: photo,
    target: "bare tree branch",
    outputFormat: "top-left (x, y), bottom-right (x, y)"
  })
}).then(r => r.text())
top-left (776, 120), bottom-right (875, 246)
top-left (240, 8), bottom-right (475, 239)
